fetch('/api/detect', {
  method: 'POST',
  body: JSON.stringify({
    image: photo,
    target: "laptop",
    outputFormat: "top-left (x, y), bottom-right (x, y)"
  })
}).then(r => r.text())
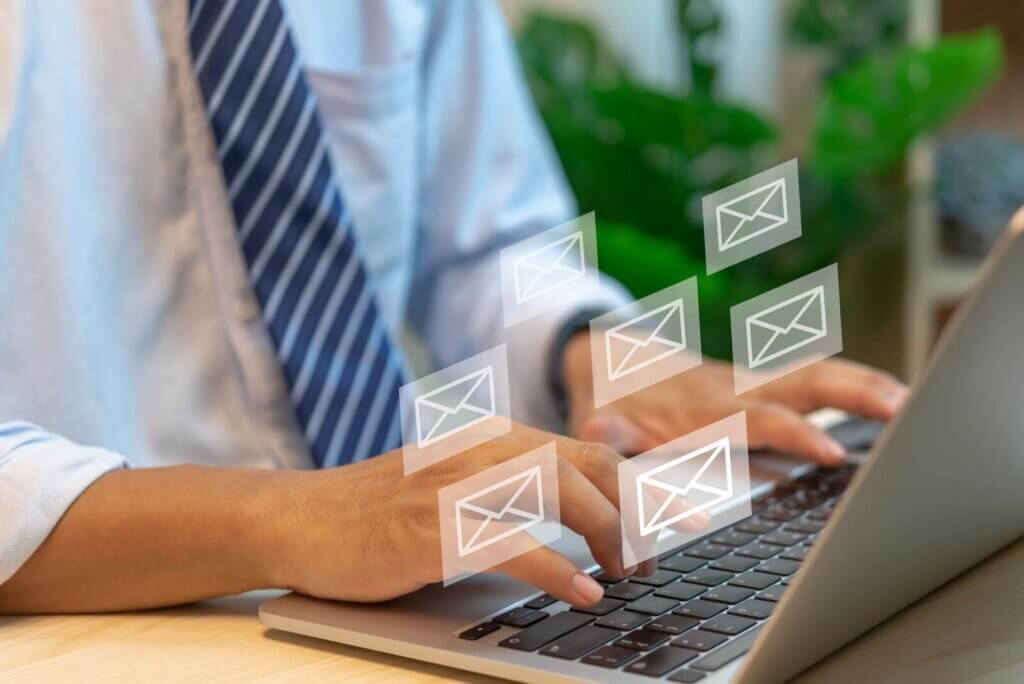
top-left (260, 210), bottom-right (1024, 683)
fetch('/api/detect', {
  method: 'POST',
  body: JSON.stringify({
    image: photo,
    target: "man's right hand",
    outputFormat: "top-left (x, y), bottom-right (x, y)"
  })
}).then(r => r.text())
top-left (0, 422), bottom-right (705, 614)
top-left (264, 422), bottom-right (706, 609)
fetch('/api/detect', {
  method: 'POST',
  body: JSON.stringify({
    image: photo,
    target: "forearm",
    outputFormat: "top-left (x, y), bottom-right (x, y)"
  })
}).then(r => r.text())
top-left (0, 464), bottom-right (290, 614)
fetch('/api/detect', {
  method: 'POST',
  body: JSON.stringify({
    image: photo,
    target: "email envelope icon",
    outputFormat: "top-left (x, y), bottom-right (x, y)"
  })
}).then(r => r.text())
top-left (455, 466), bottom-right (544, 557)
top-left (513, 231), bottom-right (586, 304)
top-left (716, 177), bottom-right (788, 252)
top-left (745, 285), bottom-right (826, 369)
top-left (605, 299), bottom-right (687, 381)
top-left (636, 438), bottom-right (733, 537)
top-left (415, 367), bottom-right (496, 447)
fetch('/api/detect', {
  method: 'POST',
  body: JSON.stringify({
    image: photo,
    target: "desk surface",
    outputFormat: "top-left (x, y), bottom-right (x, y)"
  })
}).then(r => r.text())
top-left (4, 537), bottom-right (1024, 683)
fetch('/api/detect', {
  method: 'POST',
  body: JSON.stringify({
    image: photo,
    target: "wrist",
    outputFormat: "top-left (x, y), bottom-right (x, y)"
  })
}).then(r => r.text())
top-left (243, 467), bottom-right (311, 590)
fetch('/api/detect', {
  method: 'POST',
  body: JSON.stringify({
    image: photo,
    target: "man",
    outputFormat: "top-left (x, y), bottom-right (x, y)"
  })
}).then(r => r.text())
top-left (0, 0), bottom-right (905, 614)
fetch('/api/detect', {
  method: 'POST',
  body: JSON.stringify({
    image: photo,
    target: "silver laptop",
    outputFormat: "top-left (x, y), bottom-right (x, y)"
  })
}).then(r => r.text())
top-left (261, 212), bottom-right (1024, 683)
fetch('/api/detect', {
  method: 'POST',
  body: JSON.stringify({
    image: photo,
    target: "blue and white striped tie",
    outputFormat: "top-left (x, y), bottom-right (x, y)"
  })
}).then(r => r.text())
top-left (188, 0), bottom-right (405, 467)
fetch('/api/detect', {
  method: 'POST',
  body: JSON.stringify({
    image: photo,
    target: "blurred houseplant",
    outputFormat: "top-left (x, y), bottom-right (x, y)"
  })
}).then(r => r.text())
top-left (516, 0), bottom-right (1003, 360)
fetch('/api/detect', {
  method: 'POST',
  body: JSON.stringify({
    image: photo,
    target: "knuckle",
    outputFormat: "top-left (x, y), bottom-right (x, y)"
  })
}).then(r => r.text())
top-left (576, 441), bottom-right (620, 473)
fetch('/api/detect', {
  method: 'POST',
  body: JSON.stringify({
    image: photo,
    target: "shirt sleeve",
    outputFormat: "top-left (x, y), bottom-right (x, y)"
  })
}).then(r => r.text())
top-left (408, 0), bottom-right (630, 431)
top-left (0, 422), bottom-right (128, 585)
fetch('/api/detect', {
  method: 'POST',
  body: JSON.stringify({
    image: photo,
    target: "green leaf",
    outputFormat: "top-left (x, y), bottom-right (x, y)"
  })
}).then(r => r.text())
top-left (812, 29), bottom-right (1004, 177)
top-left (596, 221), bottom-right (755, 359)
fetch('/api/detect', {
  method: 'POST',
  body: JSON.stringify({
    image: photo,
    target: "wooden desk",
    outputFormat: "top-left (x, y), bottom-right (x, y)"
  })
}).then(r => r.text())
top-left (4, 538), bottom-right (1024, 683)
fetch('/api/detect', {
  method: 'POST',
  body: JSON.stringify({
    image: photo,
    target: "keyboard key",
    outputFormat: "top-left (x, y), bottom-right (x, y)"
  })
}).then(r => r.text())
top-left (757, 559), bottom-right (801, 577)
top-left (785, 518), bottom-right (826, 534)
top-left (729, 572), bottom-right (779, 590)
top-left (596, 610), bottom-right (650, 631)
top-left (659, 554), bottom-right (705, 573)
top-left (615, 627), bottom-right (670, 651)
top-left (709, 555), bottom-right (758, 573)
top-left (681, 568), bottom-right (733, 586)
top-left (758, 585), bottom-right (787, 602)
top-left (735, 518), bottom-right (779, 534)
top-left (735, 542), bottom-right (781, 560)
top-left (628, 595), bottom-right (680, 616)
top-left (701, 614), bottom-right (757, 636)
top-left (674, 599), bottom-right (726, 619)
top-left (807, 507), bottom-right (833, 521)
top-left (761, 530), bottom-right (806, 547)
top-left (668, 669), bottom-right (707, 682)
top-left (782, 576), bottom-right (793, 585)
top-left (524, 594), bottom-right (557, 610)
top-left (647, 614), bottom-right (700, 635)
top-left (571, 597), bottom-right (626, 616)
top-left (539, 625), bottom-right (619, 660)
top-left (590, 570), bottom-right (622, 584)
top-left (654, 581), bottom-right (706, 601)
top-left (630, 569), bottom-right (681, 587)
top-left (684, 543), bottom-right (733, 560)
top-left (605, 582), bottom-right (653, 601)
top-left (691, 625), bottom-right (764, 672)
top-left (625, 646), bottom-right (699, 677)
top-left (761, 506), bottom-right (801, 522)
top-left (780, 546), bottom-right (809, 562)
top-left (672, 629), bottom-right (727, 651)
top-left (729, 599), bottom-right (775, 620)
top-left (494, 607), bottom-right (548, 628)
top-left (458, 622), bottom-right (500, 640)
top-left (582, 645), bottom-right (641, 669)
top-left (704, 585), bottom-right (754, 605)
top-left (498, 612), bottom-right (593, 651)
top-left (711, 530), bottom-right (757, 547)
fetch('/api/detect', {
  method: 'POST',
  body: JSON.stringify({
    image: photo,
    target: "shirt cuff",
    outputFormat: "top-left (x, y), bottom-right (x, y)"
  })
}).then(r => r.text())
top-left (0, 423), bottom-right (128, 585)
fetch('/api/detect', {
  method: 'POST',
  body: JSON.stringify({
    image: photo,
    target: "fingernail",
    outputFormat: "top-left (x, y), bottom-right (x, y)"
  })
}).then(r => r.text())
top-left (623, 564), bottom-right (638, 576)
top-left (822, 437), bottom-right (846, 462)
top-left (571, 573), bottom-right (605, 604)
top-left (887, 387), bottom-right (910, 410)
top-left (687, 510), bottom-right (712, 530)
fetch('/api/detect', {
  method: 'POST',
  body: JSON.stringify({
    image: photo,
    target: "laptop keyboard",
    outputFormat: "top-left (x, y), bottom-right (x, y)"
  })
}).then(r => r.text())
top-left (458, 463), bottom-right (858, 680)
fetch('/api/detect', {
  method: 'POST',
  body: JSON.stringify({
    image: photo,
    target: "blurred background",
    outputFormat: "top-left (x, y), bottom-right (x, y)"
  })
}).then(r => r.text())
top-left (499, 0), bottom-right (1023, 380)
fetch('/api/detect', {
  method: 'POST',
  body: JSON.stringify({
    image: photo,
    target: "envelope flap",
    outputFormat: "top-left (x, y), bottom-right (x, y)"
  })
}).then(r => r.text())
top-left (519, 233), bottom-right (582, 273)
top-left (458, 468), bottom-right (541, 519)
top-left (750, 289), bottom-right (823, 334)
top-left (417, 369), bottom-right (492, 414)
top-left (719, 179), bottom-right (785, 222)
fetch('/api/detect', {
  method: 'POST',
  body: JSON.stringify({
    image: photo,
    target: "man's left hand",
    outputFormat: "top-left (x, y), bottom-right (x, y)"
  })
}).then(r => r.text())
top-left (560, 332), bottom-right (909, 465)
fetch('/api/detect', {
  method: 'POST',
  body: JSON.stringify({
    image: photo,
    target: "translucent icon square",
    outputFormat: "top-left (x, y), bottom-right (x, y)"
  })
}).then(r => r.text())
top-left (499, 213), bottom-right (601, 327)
top-left (703, 159), bottom-right (802, 274)
top-left (589, 278), bottom-right (702, 408)
top-left (619, 413), bottom-right (752, 568)
top-left (731, 264), bottom-right (843, 394)
top-left (439, 443), bottom-right (562, 585)
top-left (400, 345), bottom-right (512, 475)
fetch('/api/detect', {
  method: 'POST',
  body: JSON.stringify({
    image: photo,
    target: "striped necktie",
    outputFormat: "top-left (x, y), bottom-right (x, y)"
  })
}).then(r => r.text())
top-left (188, 0), bottom-right (405, 467)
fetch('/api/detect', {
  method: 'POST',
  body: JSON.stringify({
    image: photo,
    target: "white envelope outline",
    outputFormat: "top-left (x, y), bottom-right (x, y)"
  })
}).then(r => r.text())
top-left (745, 285), bottom-right (827, 369)
top-left (513, 231), bottom-right (586, 304)
top-left (716, 178), bottom-right (788, 252)
top-left (414, 367), bottom-right (496, 448)
top-left (604, 299), bottom-right (687, 381)
top-left (455, 466), bottom-right (544, 557)
top-left (636, 438), bottom-right (733, 537)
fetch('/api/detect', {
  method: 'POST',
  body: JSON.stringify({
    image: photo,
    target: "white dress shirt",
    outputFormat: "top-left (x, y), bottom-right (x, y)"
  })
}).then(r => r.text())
top-left (0, 0), bottom-right (628, 584)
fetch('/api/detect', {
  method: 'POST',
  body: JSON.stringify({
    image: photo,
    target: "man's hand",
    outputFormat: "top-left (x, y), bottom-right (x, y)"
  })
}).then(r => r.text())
top-left (561, 331), bottom-right (909, 465)
top-left (0, 422), bottom-right (705, 614)
top-left (267, 422), bottom-right (707, 608)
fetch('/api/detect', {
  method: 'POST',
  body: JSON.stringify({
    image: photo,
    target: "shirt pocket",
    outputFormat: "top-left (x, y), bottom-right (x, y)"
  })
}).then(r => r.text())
top-left (305, 60), bottom-right (418, 325)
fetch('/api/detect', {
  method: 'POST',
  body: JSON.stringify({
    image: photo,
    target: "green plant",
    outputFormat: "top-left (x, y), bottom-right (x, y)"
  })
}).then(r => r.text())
top-left (516, 4), bottom-right (1003, 360)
